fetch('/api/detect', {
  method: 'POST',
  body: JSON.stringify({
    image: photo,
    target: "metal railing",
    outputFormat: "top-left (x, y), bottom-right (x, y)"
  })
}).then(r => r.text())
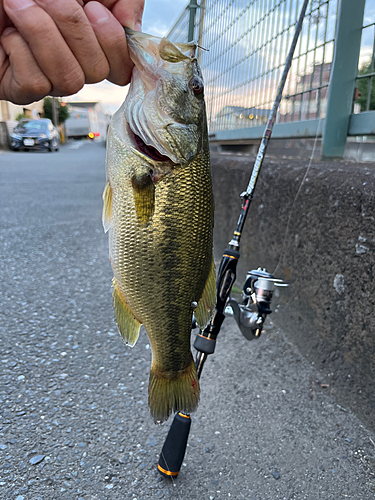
top-left (167, 0), bottom-right (375, 157)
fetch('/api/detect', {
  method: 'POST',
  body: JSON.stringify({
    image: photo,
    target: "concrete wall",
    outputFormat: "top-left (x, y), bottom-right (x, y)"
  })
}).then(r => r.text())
top-left (212, 136), bottom-right (375, 163)
top-left (211, 152), bottom-right (375, 426)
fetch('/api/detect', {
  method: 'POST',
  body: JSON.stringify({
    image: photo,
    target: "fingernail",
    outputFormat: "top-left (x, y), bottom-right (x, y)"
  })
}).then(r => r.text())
top-left (6, 0), bottom-right (34, 11)
top-left (86, 2), bottom-right (110, 24)
top-left (134, 22), bottom-right (142, 32)
top-left (2, 27), bottom-right (17, 37)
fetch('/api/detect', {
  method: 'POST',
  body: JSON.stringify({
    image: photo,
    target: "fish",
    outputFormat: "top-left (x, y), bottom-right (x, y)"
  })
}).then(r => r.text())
top-left (102, 29), bottom-right (215, 422)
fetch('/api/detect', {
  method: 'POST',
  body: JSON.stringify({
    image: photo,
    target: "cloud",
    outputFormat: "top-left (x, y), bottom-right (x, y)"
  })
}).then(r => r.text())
top-left (143, 0), bottom-right (187, 37)
top-left (66, 81), bottom-right (128, 115)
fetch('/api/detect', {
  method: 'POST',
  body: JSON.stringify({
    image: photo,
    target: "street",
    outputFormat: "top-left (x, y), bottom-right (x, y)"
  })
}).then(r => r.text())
top-left (0, 142), bottom-right (374, 500)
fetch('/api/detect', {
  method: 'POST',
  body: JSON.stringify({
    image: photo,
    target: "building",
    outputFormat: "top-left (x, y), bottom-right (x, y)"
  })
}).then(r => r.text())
top-left (279, 62), bottom-right (332, 122)
top-left (65, 102), bottom-right (109, 141)
top-left (215, 105), bottom-right (271, 130)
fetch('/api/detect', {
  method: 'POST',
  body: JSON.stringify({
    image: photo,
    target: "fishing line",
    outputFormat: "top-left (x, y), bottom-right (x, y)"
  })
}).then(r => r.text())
top-left (273, 117), bottom-right (323, 276)
top-left (160, 447), bottom-right (181, 497)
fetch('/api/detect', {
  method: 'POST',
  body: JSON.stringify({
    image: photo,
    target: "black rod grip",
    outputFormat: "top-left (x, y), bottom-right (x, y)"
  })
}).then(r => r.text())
top-left (157, 412), bottom-right (191, 478)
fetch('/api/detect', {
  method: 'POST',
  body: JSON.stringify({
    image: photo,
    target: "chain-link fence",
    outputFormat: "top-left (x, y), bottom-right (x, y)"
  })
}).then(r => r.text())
top-left (167, 0), bottom-right (375, 141)
top-left (167, 4), bottom-right (191, 44)
top-left (168, 0), bottom-right (338, 133)
top-left (355, 1), bottom-right (375, 113)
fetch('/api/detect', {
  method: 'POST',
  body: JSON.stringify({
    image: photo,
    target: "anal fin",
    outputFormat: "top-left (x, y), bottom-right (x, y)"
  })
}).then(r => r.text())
top-left (113, 282), bottom-right (141, 347)
top-left (194, 257), bottom-right (216, 329)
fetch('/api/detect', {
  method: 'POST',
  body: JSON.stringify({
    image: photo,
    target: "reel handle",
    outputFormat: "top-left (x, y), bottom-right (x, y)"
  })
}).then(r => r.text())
top-left (157, 412), bottom-right (191, 478)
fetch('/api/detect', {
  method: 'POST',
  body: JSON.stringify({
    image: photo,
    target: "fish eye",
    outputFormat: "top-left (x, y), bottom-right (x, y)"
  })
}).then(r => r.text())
top-left (189, 76), bottom-right (204, 97)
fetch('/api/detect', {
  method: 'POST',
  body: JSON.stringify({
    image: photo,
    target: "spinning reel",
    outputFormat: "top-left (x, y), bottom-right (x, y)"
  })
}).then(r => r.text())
top-left (226, 268), bottom-right (288, 340)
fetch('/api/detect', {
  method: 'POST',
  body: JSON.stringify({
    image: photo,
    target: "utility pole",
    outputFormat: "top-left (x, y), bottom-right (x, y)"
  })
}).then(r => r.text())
top-left (51, 97), bottom-right (59, 127)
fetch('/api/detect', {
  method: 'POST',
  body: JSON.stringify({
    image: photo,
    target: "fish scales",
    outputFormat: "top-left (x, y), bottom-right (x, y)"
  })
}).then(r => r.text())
top-left (103, 30), bottom-right (215, 422)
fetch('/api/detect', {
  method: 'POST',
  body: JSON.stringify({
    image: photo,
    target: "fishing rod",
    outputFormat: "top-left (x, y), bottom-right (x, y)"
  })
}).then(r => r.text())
top-left (158, 0), bottom-right (310, 478)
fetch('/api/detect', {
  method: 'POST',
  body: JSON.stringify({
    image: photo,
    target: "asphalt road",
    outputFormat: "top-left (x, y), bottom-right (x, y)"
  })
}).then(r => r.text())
top-left (0, 141), bottom-right (374, 500)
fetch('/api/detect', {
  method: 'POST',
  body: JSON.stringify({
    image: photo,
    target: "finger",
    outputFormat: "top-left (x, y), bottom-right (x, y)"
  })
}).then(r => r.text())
top-left (112, 0), bottom-right (144, 31)
top-left (84, 0), bottom-right (144, 31)
top-left (33, 0), bottom-right (110, 84)
top-left (85, 1), bottom-right (132, 86)
top-left (4, 0), bottom-right (85, 96)
top-left (0, 27), bottom-right (51, 104)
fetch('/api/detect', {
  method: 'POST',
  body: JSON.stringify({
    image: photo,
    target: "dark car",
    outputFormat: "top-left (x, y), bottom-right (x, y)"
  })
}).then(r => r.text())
top-left (10, 119), bottom-right (60, 152)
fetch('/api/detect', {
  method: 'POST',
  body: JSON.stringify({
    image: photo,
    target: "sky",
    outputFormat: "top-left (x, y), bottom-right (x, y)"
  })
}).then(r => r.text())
top-left (66, 0), bottom-right (375, 118)
top-left (67, 0), bottom-right (188, 115)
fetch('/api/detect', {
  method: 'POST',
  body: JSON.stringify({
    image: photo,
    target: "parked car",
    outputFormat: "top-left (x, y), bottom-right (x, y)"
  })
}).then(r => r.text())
top-left (10, 119), bottom-right (60, 152)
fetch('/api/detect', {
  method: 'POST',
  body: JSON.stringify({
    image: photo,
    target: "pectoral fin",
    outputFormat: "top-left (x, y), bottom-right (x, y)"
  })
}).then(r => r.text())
top-left (194, 258), bottom-right (216, 329)
top-left (102, 181), bottom-right (112, 233)
top-left (131, 172), bottom-right (155, 224)
top-left (113, 281), bottom-right (141, 347)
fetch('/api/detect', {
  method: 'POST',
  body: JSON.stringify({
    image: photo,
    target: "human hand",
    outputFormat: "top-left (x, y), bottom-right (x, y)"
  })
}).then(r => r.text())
top-left (0, 0), bottom-right (144, 105)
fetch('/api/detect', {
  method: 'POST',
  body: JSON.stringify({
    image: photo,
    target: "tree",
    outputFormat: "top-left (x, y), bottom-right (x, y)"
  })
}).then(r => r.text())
top-left (43, 97), bottom-right (70, 124)
top-left (356, 62), bottom-right (375, 111)
top-left (15, 113), bottom-right (27, 122)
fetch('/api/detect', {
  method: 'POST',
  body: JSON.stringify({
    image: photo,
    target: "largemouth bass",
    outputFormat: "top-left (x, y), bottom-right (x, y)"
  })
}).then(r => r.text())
top-left (102, 29), bottom-right (215, 422)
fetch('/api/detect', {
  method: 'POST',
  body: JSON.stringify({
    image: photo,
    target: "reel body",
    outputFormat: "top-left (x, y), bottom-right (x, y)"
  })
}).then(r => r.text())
top-left (227, 267), bottom-right (287, 340)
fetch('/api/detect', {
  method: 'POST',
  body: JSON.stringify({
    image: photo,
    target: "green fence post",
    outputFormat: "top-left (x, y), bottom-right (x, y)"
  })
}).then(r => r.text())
top-left (188, 0), bottom-right (198, 42)
top-left (322, 0), bottom-right (366, 158)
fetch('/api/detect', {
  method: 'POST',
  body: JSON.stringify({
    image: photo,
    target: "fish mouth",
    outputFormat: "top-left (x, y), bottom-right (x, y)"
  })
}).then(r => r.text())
top-left (128, 125), bottom-right (172, 163)
top-left (134, 133), bottom-right (171, 162)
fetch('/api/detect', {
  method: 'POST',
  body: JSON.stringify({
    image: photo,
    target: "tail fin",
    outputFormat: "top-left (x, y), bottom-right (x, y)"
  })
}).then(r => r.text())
top-left (148, 360), bottom-right (199, 422)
